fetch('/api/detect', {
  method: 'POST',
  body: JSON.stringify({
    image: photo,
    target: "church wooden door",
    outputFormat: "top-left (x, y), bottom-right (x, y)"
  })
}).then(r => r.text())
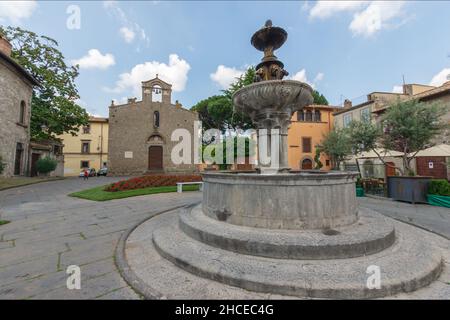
top-left (148, 146), bottom-right (163, 170)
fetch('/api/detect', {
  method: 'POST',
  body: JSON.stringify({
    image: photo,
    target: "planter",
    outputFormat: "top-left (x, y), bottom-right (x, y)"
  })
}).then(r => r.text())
top-left (427, 194), bottom-right (450, 208)
top-left (387, 176), bottom-right (432, 204)
top-left (356, 187), bottom-right (365, 197)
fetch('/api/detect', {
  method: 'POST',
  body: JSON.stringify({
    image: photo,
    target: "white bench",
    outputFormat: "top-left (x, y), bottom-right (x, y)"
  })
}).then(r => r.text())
top-left (176, 182), bottom-right (203, 193)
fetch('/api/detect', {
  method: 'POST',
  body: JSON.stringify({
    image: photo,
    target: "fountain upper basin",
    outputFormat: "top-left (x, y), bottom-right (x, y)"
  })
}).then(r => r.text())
top-left (233, 80), bottom-right (314, 119)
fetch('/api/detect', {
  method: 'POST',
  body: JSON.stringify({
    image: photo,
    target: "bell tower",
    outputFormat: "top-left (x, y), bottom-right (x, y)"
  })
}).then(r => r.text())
top-left (142, 74), bottom-right (172, 104)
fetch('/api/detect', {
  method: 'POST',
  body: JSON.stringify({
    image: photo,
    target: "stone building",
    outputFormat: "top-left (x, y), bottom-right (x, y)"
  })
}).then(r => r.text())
top-left (108, 76), bottom-right (198, 175)
top-left (0, 35), bottom-right (39, 177)
top-left (57, 116), bottom-right (108, 176)
top-left (334, 82), bottom-right (450, 178)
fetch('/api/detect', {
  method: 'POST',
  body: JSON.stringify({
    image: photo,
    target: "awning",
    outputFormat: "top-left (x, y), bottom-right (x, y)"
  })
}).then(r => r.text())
top-left (355, 148), bottom-right (404, 159)
top-left (412, 144), bottom-right (450, 157)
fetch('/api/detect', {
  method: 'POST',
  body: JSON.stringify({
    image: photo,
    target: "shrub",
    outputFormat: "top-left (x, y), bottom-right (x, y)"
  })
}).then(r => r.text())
top-left (0, 155), bottom-right (5, 174)
top-left (36, 156), bottom-right (57, 174)
top-left (428, 179), bottom-right (450, 196)
top-left (105, 174), bottom-right (202, 192)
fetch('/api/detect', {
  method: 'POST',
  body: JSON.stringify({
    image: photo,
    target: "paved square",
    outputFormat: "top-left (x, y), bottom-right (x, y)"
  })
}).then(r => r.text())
top-left (0, 177), bottom-right (201, 299)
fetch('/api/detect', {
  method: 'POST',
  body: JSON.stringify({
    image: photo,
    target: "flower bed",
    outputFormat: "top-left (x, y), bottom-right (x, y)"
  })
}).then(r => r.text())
top-left (105, 174), bottom-right (202, 192)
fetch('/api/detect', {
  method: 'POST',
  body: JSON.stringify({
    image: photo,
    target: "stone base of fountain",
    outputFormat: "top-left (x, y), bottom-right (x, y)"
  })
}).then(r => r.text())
top-left (202, 171), bottom-right (359, 230)
top-left (119, 204), bottom-right (449, 299)
top-left (118, 172), bottom-right (446, 299)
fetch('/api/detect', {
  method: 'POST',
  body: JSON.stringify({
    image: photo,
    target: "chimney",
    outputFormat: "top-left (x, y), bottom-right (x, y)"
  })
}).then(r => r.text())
top-left (343, 99), bottom-right (352, 109)
top-left (0, 34), bottom-right (12, 57)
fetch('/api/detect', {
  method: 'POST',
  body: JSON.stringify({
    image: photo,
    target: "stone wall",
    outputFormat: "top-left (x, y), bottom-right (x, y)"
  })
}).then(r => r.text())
top-left (0, 59), bottom-right (33, 177)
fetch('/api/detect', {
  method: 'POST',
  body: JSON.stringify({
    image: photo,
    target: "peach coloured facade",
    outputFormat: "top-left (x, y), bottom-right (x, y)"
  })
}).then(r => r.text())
top-left (288, 105), bottom-right (339, 171)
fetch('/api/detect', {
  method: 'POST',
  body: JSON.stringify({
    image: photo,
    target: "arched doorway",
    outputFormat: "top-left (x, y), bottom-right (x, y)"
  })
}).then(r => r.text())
top-left (301, 158), bottom-right (313, 170)
top-left (148, 146), bottom-right (163, 170)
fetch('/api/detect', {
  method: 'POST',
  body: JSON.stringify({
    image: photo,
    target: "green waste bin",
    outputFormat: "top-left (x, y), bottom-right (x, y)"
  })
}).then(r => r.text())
top-left (356, 187), bottom-right (365, 197)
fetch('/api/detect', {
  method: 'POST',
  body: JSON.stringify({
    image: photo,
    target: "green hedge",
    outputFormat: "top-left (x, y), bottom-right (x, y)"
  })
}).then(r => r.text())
top-left (428, 179), bottom-right (450, 196)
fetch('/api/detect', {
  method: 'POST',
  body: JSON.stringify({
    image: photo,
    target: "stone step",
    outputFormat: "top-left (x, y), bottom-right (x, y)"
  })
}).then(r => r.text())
top-left (179, 205), bottom-right (396, 259)
top-left (153, 218), bottom-right (443, 299)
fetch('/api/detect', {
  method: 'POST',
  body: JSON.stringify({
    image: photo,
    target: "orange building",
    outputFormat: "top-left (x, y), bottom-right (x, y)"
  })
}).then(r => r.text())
top-left (288, 104), bottom-right (339, 170)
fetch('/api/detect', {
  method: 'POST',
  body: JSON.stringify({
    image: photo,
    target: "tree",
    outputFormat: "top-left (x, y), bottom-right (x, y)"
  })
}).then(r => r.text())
top-left (313, 146), bottom-right (323, 170)
top-left (317, 127), bottom-right (351, 170)
top-left (380, 99), bottom-right (448, 175)
top-left (191, 67), bottom-right (256, 136)
top-left (347, 99), bottom-right (448, 176)
top-left (312, 90), bottom-right (329, 105)
top-left (0, 26), bottom-right (89, 140)
top-left (202, 136), bottom-right (255, 170)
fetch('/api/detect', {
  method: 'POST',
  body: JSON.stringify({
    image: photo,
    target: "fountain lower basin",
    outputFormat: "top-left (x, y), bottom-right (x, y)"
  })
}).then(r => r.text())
top-left (202, 171), bottom-right (359, 230)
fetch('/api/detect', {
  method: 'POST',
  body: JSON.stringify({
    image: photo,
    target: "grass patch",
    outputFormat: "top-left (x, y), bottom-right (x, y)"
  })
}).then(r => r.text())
top-left (0, 220), bottom-right (11, 226)
top-left (0, 177), bottom-right (63, 191)
top-left (69, 184), bottom-right (200, 201)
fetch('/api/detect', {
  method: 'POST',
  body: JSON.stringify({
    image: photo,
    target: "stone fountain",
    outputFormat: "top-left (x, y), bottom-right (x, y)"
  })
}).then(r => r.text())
top-left (121, 21), bottom-right (446, 299)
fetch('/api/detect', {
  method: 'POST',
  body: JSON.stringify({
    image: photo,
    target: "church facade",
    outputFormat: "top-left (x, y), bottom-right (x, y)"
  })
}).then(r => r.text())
top-left (108, 76), bottom-right (198, 175)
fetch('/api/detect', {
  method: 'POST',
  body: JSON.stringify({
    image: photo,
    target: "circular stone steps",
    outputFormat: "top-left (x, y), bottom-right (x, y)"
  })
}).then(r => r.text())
top-left (179, 205), bottom-right (396, 259)
top-left (153, 215), bottom-right (443, 299)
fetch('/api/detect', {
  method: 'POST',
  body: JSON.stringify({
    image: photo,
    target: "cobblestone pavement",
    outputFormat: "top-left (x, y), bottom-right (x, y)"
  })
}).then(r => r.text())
top-left (358, 197), bottom-right (450, 239)
top-left (0, 177), bottom-right (202, 299)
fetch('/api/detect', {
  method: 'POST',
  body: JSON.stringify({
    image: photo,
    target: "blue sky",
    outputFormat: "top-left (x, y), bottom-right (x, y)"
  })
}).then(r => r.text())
top-left (1, 1), bottom-right (449, 116)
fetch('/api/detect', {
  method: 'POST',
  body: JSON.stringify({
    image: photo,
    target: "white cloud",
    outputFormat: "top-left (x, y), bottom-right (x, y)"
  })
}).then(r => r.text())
top-left (349, 1), bottom-right (406, 37)
top-left (392, 85), bottom-right (403, 93)
top-left (103, 0), bottom-right (149, 46)
top-left (308, 1), bottom-right (408, 37)
top-left (309, 1), bottom-right (368, 19)
top-left (0, 0), bottom-right (37, 24)
top-left (210, 65), bottom-right (245, 89)
top-left (290, 69), bottom-right (308, 83)
top-left (301, 1), bottom-right (311, 12)
top-left (314, 72), bottom-right (324, 83)
top-left (107, 54), bottom-right (190, 96)
top-left (290, 69), bottom-right (324, 89)
top-left (71, 49), bottom-right (115, 70)
top-left (119, 27), bottom-right (135, 43)
top-left (429, 68), bottom-right (450, 87)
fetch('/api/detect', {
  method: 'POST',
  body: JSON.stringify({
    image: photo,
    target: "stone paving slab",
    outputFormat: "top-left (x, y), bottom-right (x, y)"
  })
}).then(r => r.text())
top-left (0, 177), bottom-right (202, 299)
